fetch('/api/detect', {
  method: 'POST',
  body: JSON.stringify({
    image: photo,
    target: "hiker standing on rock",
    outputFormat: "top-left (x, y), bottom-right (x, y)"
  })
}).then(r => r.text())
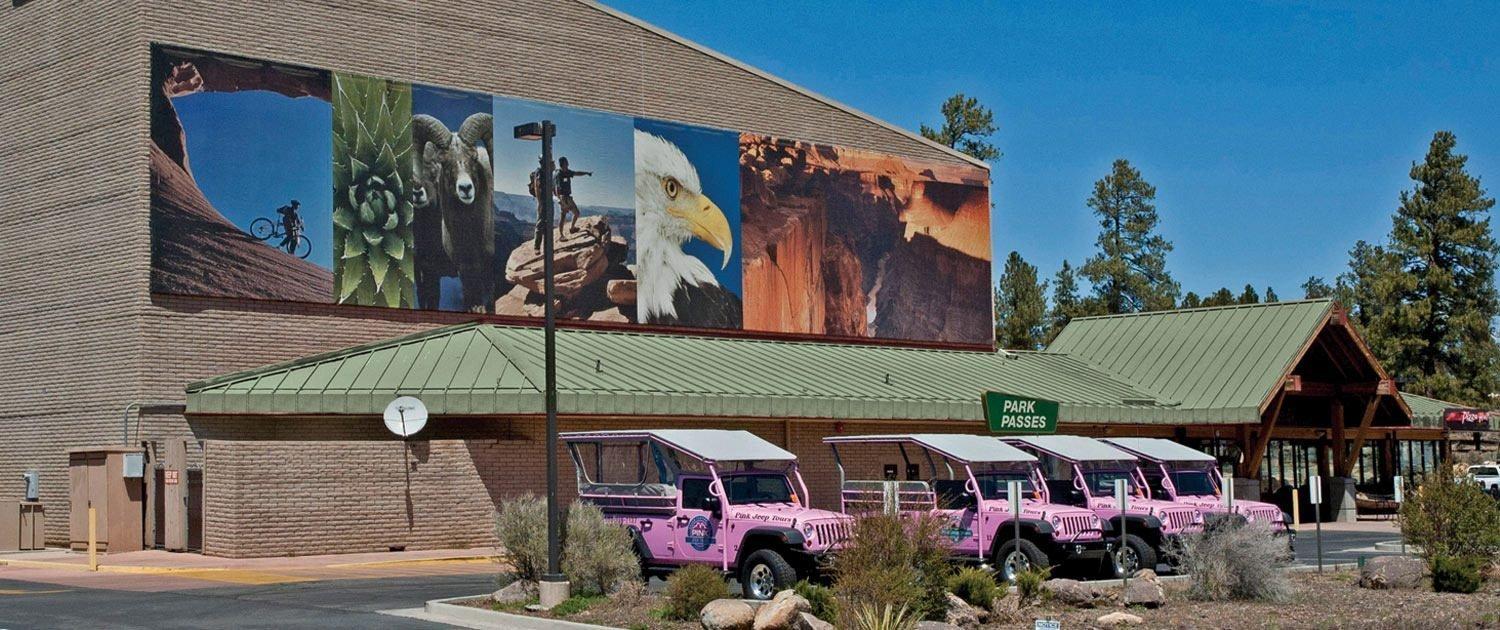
top-left (554, 157), bottom-right (592, 237)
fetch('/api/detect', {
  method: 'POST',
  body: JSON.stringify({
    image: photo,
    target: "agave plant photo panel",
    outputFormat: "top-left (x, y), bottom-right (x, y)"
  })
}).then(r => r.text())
top-left (331, 72), bottom-right (417, 309)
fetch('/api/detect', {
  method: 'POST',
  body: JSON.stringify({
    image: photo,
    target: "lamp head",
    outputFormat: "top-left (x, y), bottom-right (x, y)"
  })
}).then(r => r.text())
top-left (513, 122), bottom-right (544, 141)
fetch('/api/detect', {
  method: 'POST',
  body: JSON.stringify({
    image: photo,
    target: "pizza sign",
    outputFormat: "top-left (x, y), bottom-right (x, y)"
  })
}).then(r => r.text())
top-left (1444, 408), bottom-right (1491, 431)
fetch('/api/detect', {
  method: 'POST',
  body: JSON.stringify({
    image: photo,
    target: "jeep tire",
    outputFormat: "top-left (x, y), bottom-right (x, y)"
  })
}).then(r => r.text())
top-left (740, 549), bottom-right (796, 600)
top-left (1112, 533), bottom-right (1157, 578)
top-left (994, 538), bottom-right (1048, 583)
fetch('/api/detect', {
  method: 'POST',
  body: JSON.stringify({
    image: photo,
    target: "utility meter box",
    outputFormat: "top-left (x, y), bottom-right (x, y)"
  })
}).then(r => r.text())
top-left (23, 470), bottom-right (39, 501)
top-left (122, 454), bottom-right (144, 479)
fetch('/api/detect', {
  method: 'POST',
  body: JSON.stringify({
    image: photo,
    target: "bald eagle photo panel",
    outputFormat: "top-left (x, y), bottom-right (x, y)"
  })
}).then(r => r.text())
top-left (632, 119), bottom-right (744, 329)
top-left (148, 45), bottom-right (994, 347)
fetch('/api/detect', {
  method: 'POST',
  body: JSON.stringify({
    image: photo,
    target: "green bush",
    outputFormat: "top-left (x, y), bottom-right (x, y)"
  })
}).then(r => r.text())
top-left (1432, 555), bottom-right (1484, 593)
top-left (794, 580), bottom-right (837, 622)
top-left (829, 512), bottom-right (952, 622)
top-left (495, 495), bottom-right (548, 583)
top-left (1013, 565), bottom-right (1049, 607)
top-left (663, 564), bottom-right (728, 621)
top-left (1400, 466), bottom-right (1500, 573)
top-left (946, 566), bottom-right (999, 609)
top-left (562, 501), bottom-right (640, 596)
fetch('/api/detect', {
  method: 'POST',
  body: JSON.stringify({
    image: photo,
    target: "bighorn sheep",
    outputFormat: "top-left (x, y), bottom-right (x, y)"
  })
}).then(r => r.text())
top-left (412, 113), bottom-right (495, 312)
top-left (408, 150), bottom-right (453, 310)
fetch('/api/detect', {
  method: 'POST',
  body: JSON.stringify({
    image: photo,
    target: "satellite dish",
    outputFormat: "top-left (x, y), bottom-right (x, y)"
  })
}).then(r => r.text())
top-left (383, 396), bottom-right (429, 438)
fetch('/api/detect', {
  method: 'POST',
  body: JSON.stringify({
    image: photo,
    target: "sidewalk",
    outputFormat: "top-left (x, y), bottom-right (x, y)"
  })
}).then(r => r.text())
top-left (0, 546), bottom-right (501, 591)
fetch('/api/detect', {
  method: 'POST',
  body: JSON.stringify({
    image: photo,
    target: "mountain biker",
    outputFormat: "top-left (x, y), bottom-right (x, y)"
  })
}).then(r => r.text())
top-left (276, 200), bottom-right (303, 254)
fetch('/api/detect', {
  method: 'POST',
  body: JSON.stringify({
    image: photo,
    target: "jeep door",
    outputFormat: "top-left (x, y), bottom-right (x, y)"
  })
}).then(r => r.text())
top-left (674, 476), bottom-right (725, 563)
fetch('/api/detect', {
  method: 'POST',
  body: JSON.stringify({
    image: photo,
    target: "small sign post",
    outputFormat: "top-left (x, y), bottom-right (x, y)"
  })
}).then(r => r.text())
top-left (1309, 474), bottom-right (1323, 572)
top-left (982, 392), bottom-right (1059, 435)
top-left (1115, 478), bottom-right (1130, 588)
top-left (1008, 479), bottom-right (1022, 575)
top-left (1223, 475), bottom-right (1235, 510)
top-left (1393, 475), bottom-right (1404, 555)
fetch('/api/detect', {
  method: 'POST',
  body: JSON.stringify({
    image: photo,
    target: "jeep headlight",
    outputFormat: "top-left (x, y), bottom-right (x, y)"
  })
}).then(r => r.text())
top-left (1192, 511), bottom-right (1203, 524)
top-left (1051, 515), bottom-right (1061, 525)
top-left (802, 523), bottom-right (816, 539)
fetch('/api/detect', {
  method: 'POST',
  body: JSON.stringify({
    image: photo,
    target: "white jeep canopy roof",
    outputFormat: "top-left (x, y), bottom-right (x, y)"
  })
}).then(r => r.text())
top-left (824, 433), bottom-right (1036, 464)
top-left (1002, 435), bottom-right (1138, 463)
top-left (560, 429), bottom-right (796, 463)
top-left (1101, 437), bottom-right (1216, 463)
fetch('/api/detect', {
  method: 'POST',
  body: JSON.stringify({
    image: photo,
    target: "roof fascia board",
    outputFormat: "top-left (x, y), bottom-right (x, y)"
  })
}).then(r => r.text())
top-left (576, 0), bottom-right (989, 170)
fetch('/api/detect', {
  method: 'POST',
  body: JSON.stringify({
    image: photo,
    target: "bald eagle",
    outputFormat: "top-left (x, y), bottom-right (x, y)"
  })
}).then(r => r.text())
top-left (634, 129), bottom-right (742, 328)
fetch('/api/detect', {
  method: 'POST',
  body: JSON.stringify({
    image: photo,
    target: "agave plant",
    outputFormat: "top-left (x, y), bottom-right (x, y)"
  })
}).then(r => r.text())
top-left (331, 73), bottom-right (415, 307)
top-left (848, 603), bottom-right (918, 630)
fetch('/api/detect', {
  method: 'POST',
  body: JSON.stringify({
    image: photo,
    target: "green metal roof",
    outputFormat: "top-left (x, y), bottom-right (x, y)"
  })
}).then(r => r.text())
top-left (1046, 299), bottom-right (1335, 422)
top-left (1402, 392), bottom-right (1473, 428)
top-left (186, 322), bottom-right (1202, 424)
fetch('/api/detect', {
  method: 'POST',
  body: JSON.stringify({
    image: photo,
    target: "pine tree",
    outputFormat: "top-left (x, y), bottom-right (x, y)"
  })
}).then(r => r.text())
top-left (1356, 132), bottom-right (1500, 403)
top-left (1238, 284), bottom-right (1260, 305)
top-left (1302, 276), bottom-right (1333, 299)
top-left (1202, 287), bottom-right (1236, 307)
top-left (1045, 260), bottom-right (1086, 344)
top-left (1080, 159), bottom-right (1179, 313)
top-left (1265, 286), bottom-right (1279, 302)
top-left (1180, 292), bottom-right (1202, 309)
top-left (995, 251), bottom-right (1048, 349)
top-left (920, 93), bottom-right (1000, 161)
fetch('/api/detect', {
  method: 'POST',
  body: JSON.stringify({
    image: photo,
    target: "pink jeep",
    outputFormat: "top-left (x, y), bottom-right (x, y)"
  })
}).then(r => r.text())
top-left (561, 430), bottom-right (851, 600)
top-left (1101, 437), bottom-right (1294, 544)
top-left (824, 434), bottom-right (1112, 581)
top-left (1002, 435), bottom-right (1204, 577)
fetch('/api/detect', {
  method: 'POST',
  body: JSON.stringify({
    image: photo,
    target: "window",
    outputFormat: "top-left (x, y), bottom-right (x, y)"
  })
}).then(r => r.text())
top-left (1082, 470), bottom-right (1136, 496)
top-left (723, 474), bottom-right (793, 504)
top-left (975, 472), bottom-right (1034, 501)
top-left (1471, 466), bottom-right (1499, 477)
top-left (681, 477), bottom-right (713, 509)
top-left (1169, 470), bottom-right (1217, 496)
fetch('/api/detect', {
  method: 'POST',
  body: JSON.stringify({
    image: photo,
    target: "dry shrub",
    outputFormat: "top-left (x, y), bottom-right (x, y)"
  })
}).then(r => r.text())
top-left (563, 501), bottom-right (640, 596)
top-left (662, 563), bottom-right (728, 620)
top-left (829, 512), bottom-right (952, 622)
top-left (495, 495), bottom-right (548, 583)
top-left (1177, 520), bottom-right (1291, 602)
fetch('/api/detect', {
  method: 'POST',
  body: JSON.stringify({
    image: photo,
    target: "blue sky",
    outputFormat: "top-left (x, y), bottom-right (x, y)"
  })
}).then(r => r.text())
top-left (493, 96), bottom-right (636, 210)
top-left (174, 90), bottom-right (333, 270)
top-left (604, 1), bottom-right (1499, 298)
top-left (635, 118), bottom-right (744, 297)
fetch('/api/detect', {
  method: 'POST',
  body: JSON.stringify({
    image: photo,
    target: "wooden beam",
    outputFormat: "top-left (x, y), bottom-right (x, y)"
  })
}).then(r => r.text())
top-left (1285, 380), bottom-right (1394, 397)
top-left (1241, 394), bottom-right (1285, 479)
top-left (1330, 397), bottom-right (1347, 475)
top-left (1338, 395), bottom-right (1381, 477)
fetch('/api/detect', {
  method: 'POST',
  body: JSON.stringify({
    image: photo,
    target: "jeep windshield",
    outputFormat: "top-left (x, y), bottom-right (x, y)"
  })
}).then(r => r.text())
top-left (975, 472), bottom-right (1036, 500)
top-left (723, 473), bottom-right (795, 505)
top-left (1168, 469), bottom-right (1218, 496)
top-left (1083, 470), bottom-right (1138, 496)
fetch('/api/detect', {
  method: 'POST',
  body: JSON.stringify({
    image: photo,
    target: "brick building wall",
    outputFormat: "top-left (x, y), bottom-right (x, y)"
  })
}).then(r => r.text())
top-left (196, 415), bottom-right (989, 557)
top-left (1, 0), bottom-right (981, 547)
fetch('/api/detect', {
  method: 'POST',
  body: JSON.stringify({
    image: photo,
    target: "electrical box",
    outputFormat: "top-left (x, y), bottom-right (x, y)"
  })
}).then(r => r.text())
top-left (22, 470), bottom-right (38, 502)
top-left (123, 454), bottom-right (144, 479)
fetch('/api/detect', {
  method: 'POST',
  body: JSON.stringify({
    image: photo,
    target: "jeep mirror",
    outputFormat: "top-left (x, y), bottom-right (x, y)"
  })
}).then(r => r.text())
top-left (701, 495), bottom-right (722, 514)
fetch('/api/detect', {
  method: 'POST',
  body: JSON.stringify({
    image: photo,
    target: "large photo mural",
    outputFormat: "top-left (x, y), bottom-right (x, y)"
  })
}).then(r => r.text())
top-left (149, 45), bottom-right (993, 347)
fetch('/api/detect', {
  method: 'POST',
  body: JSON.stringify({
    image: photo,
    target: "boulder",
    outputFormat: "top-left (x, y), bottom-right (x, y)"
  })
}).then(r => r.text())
top-left (1043, 578), bottom-right (1108, 608)
top-left (491, 579), bottom-right (535, 604)
top-left (504, 215), bottom-right (612, 299)
top-left (943, 592), bottom-right (985, 628)
top-left (700, 598), bottom-right (756, 630)
top-left (606, 279), bottom-right (637, 306)
top-left (753, 592), bottom-right (810, 630)
top-left (1359, 555), bottom-right (1427, 590)
top-left (1097, 611), bottom-right (1144, 626)
top-left (1123, 570), bottom-right (1165, 608)
top-left (797, 612), bottom-right (834, 630)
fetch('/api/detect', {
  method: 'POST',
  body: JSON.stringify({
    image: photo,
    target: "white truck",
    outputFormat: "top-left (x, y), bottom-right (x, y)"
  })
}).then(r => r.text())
top-left (1468, 463), bottom-right (1500, 491)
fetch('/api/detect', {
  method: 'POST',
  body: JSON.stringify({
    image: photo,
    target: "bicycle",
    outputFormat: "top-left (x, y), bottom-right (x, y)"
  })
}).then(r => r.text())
top-left (249, 217), bottom-right (312, 259)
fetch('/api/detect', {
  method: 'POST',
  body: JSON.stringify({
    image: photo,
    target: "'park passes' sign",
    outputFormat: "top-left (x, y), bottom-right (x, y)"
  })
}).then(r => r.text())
top-left (982, 392), bottom-right (1059, 434)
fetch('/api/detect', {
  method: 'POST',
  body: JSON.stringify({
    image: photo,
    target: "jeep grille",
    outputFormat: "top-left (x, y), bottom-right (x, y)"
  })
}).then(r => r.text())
top-left (1054, 514), bottom-right (1101, 540)
top-left (812, 521), bottom-right (851, 545)
top-left (1162, 508), bottom-right (1198, 532)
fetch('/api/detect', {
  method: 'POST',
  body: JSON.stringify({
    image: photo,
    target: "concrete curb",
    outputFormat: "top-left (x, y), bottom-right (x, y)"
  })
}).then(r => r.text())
top-left (0, 558), bottom-right (230, 575)
top-left (420, 595), bottom-right (616, 630)
top-left (326, 555), bottom-right (498, 568)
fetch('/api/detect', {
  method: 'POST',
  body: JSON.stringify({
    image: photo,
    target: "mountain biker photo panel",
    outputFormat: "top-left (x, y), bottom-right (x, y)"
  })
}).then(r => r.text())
top-left (148, 45), bottom-right (335, 303)
top-left (411, 84), bottom-right (496, 313)
top-left (492, 95), bottom-right (637, 322)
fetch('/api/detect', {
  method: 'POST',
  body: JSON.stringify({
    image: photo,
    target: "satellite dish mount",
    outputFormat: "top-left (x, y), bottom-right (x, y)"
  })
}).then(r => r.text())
top-left (384, 396), bottom-right (429, 438)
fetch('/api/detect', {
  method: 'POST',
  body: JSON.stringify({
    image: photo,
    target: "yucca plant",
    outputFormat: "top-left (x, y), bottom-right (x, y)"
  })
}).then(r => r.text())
top-left (848, 603), bottom-right (918, 630)
top-left (331, 72), bottom-right (415, 307)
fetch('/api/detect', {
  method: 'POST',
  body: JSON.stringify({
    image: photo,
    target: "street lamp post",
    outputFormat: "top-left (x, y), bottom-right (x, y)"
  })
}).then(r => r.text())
top-left (514, 120), bottom-right (569, 606)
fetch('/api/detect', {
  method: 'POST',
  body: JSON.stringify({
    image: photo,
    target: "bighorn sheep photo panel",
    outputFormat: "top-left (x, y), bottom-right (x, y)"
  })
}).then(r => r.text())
top-left (146, 45), bottom-right (994, 347)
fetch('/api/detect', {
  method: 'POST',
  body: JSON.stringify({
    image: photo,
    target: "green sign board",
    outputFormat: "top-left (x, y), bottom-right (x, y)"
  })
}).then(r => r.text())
top-left (982, 392), bottom-right (1059, 434)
